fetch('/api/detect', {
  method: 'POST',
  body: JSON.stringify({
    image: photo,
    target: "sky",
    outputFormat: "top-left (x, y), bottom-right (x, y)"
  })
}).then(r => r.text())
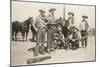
top-left (12, 1), bottom-right (95, 28)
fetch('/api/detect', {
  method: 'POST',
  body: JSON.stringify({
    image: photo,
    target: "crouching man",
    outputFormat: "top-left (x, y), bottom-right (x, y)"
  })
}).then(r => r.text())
top-left (69, 27), bottom-right (81, 50)
top-left (53, 30), bottom-right (65, 49)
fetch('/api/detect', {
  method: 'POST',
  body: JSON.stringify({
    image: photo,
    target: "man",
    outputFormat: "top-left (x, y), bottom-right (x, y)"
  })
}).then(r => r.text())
top-left (69, 27), bottom-right (81, 50)
top-left (68, 12), bottom-right (75, 28)
top-left (33, 9), bottom-right (47, 56)
top-left (46, 8), bottom-right (57, 53)
top-left (79, 15), bottom-right (89, 48)
top-left (54, 30), bottom-right (65, 49)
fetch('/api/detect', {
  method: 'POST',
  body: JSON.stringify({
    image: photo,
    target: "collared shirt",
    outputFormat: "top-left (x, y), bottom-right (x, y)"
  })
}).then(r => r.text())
top-left (69, 32), bottom-right (81, 40)
top-left (68, 17), bottom-right (74, 26)
top-left (79, 20), bottom-right (89, 31)
top-left (46, 13), bottom-right (57, 29)
top-left (46, 13), bottom-right (56, 24)
top-left (31, 15), bottom-right (47, 31)
top-left (35, 15), bottom-right (47, 28)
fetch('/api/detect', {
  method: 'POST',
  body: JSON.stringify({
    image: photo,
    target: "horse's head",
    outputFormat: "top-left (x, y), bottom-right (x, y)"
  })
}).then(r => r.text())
top-left (55, 17), bottom-right (64, 26)
top-left (58, 17), bottom-right (64, 22)
top-left (27, 16), bottom-right (34, 25)
top-left (64, 20), bottom-right (69, 27)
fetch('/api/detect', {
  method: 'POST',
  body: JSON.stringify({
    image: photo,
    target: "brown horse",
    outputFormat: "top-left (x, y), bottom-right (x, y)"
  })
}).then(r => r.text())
top-left (30, 24), bottom-right (37, 41)
top-left (30, 17), bottom-right (64, 42)
top-left (12, 17), bottom-right (34, 41)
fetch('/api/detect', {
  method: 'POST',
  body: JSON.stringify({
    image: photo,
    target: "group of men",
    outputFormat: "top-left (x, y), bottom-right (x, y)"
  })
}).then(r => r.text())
top-left (31, 8), bottom-right (89, 56)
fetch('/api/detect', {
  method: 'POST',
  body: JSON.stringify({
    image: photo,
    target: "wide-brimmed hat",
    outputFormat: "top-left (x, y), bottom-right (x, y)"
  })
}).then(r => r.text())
top-left (49, 8), bottom-right (56, 12)
top-left (82, 15), bottom-right (88, 18)
top-left (70, 26), bottom-right (79, 32)
top-left (74, 27), bottom-right (79, 31)
top-left (68, 12), bottom-right (74, 16)
top-left (39, 9), bottom-right (45, 13)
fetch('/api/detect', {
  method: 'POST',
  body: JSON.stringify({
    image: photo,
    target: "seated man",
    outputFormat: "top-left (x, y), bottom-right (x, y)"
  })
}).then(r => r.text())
top-left (69, 27), bottom-right (81, 50)
top-left (53, 30), bottom-right (65, 49)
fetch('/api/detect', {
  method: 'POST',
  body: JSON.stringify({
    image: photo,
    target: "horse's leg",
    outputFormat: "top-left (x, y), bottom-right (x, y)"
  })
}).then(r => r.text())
top-left (22, 32), bottom-right (25, 42)
top-left (32, 32), bottom-right (34, 41)
top-left (12, 31), bottom-right (14, 40)
top-left (32, 32), bottom-right (36, 41)
top-left (34, 33), bottom-right (36, 41)
top-left (31, 30), bottom-right (34, 41)
top-left (31, 26), bottom-right (36, 41)
top-left (15, 32), bottom-right (18, 41)
top-left (26, 32), bottom-right (28, 41)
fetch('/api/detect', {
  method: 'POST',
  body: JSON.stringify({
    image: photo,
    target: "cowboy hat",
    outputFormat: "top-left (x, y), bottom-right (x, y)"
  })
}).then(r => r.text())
top-left (82, 15), bottom-right (88, 18)
top-left (49, 8), bottom-right (56, 12)
top-left (68, 12), bottom-right (74, 16)
top-left (70, 26), bottom-right (79, 31)
top-left (74, 27), bottom-right (79, 31)
top-left (39, 9), bottom-right (45, 13)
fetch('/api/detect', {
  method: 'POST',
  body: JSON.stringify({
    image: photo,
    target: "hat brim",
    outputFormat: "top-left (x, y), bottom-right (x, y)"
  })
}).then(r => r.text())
top-left (49, 8), bottom-right (56, 12)
top-left (70, 26), bottom-right (79, 31)
top-left (82, 16), bottom-right (88, 18)
top-left (75, 28), bottom-right (79, 31)
top-left (68, 12), bottom-right (74, 16)
top-left (39, 10), bottom-right (45, 13)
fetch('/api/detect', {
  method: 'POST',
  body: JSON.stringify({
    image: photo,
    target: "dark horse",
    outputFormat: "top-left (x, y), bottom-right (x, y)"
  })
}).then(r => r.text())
top-left (62, 20), bottom-right (70, 39)
top-left (62, 20), bottom-right (70, 49)
top-left (30, 17), bottom-right (64, 42)
top-left (30, 24), bottom-right (37, 41)
top-left (12, 17), bottom-right (34, 41)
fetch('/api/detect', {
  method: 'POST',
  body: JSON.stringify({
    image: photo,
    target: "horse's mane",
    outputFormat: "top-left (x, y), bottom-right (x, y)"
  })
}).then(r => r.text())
top-left (12, 20), bottom-right (19, 23)
top-left (23, 18), bottom-right (29, 23)
top-left (21, 18), bottom-right (31, 26)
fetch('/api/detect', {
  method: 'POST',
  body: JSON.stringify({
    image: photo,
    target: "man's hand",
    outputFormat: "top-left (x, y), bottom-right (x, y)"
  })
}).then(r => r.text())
top-left (72, 39), bottom-right (75, 42)
top-left (35, 28), bottom-right (38, 32)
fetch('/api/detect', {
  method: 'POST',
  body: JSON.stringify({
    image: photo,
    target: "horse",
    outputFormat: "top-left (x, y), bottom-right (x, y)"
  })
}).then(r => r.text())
top-left (62, 20), bottom-right (70, 38)
top-left (49, 18), bottom-right (76, 49)
top-left (51, 17), bottom-right (64, 32)
top-left (30, 17), bottom-right (64, 42)
top-left (30, 24), bottom-right (37, 42)
top-left (62, 19), bottom-right (72, 49)
top-left (62, 20), bottom-right (80, 49)
top-left (12, 17), bottom-right (34, 41)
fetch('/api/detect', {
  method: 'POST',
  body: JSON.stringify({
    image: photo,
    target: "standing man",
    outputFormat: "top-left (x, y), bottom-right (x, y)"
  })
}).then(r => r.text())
top-left (79, 15), bottom-right (89, 48)
top-left (34, 9), bottom-right (47, 56)
top-left (46, 8), bottom-right (57, 53)
top-left (68, 12), bottom-right (75, 28)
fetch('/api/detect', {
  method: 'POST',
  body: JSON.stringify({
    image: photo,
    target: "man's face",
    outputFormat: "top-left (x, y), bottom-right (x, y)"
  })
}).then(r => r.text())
top-left (74, 29), bottom-right (77, 33)
top-left (68, 14), bottom-right (73, 17)
top-left (59, 31), bottom-right (62, 34)
top-left (40, 13), bottom-right (45, 16)
top-left (83, 18), bottom-right (87, 20)
top-left (51, 11), bottom-right (55, 14)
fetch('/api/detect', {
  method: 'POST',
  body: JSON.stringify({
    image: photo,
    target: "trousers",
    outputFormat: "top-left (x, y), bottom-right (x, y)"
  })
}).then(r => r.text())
top-left (34, 27), bottom-right (46, 56)
top-left (47, 26), bottom-right (57, 50)
top-left (81, 30), bottom-right (88, 47)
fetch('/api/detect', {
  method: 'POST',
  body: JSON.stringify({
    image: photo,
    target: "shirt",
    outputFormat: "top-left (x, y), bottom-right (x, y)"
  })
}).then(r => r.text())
top-left (46, 13), bottom-right (56, 24)
top-left (46, 13), bottom-right (57, 29)
top-left (69, 32), bottom-right (81, 41)
top-left (68, 17), bottom-right (74, 26)
top-left (31, 15), bottom-right (47, 31)
top-left (79, 20), bottom-right (89, 31)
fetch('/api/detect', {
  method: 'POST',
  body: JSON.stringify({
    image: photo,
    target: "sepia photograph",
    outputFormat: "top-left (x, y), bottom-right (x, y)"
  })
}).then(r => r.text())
top-left (11, 0), bottom-right (96, 66)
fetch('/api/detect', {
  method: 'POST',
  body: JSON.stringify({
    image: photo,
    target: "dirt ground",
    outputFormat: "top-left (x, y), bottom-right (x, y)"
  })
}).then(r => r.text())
top-left (11, 31), bottom-right (95, 66)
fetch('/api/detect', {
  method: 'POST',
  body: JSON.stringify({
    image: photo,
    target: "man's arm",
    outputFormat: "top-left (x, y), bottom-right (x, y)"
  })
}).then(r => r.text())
top-left (86, 21), bottom-right (89, 31)
top-left (31, 18), bottom-right (38, 32)
top-left (79, 23), bottom-right (82, 31)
